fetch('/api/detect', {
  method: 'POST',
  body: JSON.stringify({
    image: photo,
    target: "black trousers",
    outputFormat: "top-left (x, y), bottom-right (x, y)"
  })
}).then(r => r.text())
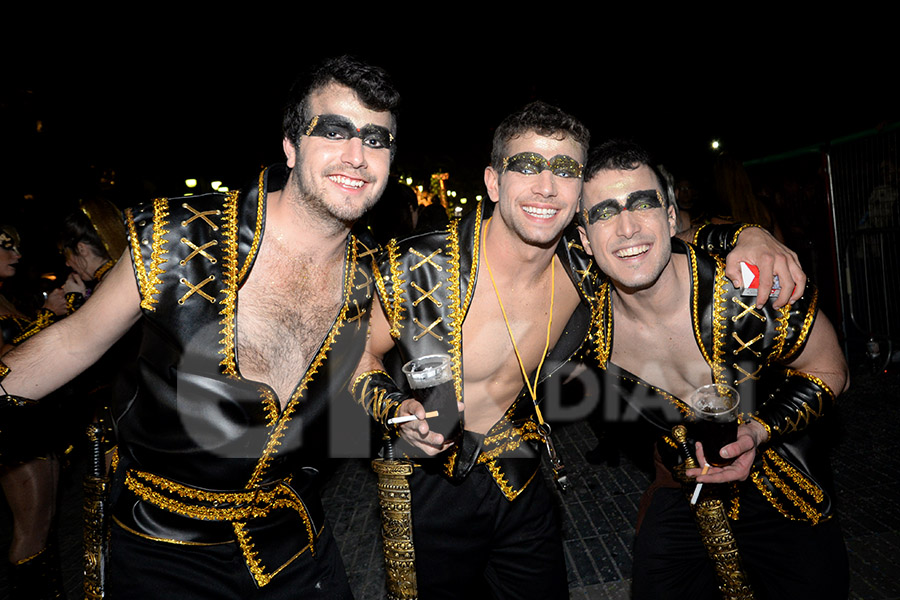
top-left (107, 519), bottom-right (353, 599)
top-left (409, 463), bottom-right (568, 600)
top-left (632, 486), bottom-right (849, 600)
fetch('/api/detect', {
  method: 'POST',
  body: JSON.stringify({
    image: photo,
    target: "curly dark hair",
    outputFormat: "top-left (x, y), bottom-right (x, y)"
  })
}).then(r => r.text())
top-left (583, 139), bottom-right (672, 208)
top-left (490, 101), bottom-right (590, 172)
top-left (282, 55), bottom-right (401, 151)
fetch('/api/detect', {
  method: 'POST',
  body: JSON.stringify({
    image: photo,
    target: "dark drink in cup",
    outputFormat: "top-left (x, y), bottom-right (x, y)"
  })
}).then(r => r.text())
top-left (688, 384), bottom-right (740, 467)
top-left (402, 354), bottom-right (462, 442)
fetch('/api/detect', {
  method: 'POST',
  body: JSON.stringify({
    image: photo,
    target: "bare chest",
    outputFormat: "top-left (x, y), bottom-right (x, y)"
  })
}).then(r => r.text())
top-left (461, 272), bottom-right (581, 432)
top-left (610, 305), bottom-right (712, 401)
top-left (236, 248), bottom-right (343, 406)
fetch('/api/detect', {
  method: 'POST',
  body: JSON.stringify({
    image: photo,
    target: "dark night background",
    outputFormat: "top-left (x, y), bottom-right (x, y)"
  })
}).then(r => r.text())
top-left (2, 32), bottom-right (895, 297)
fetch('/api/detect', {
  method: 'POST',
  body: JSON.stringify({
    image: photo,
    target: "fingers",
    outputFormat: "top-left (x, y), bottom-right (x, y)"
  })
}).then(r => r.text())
top-left (754, 254), bottom-right (775, 309)
top-left (397, 398), bottom-right (449, 456)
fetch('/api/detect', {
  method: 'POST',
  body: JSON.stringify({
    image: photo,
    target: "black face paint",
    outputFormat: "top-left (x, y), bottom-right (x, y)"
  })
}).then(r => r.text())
top-left (304, 114), bottom-right (394, 150)
top-left (583, 189), bottom-right (664, 224)
top-left (502, 152), bottom-right (583, 179)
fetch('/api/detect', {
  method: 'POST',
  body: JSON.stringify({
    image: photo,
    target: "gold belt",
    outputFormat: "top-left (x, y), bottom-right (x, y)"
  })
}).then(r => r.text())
top-left (124, 469), bottom-right (318, 587)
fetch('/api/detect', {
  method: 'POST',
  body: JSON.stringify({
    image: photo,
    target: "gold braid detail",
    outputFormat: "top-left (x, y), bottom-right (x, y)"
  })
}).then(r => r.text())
top-left (592, 281), bottom-right (612, 367)
top-left (385, 239), bottom-right (406, 338)
top-left (238, 169), bottom-right (266, 284)
top-left (10, 310), bottom-right (56, 344)
top-left (144, 198), bottom-right (171, 310)
top-left (445, 217), bottom-right (467, 409)
top-left (352, 370), bottom-right (402, 425)
top-left (764, 448), bottom-right (825, 503)
top-left (124, 208), bottom-right (150, 307)
top-left (710, 253), bottom-right (729, 383)
top-left (758, 456), bottom-right (821, 523)
top-left (781, 287), bottom-right (818, 363)
top-left (245, 237), bottom-right (357, 488)
top-left (259, 386), bottom-right (280, 427)
top-left (480, 458), bottom-right (539, 501)
top-left (217, 191), bottom-right (241, 377)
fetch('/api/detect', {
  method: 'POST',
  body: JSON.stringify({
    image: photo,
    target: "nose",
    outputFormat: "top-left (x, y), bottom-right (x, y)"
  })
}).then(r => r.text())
top-left (615, 208), bottom-right (641, 238)
top-left (341, 137), bottom-right (367, 169)
top-left (531, 170), bottom-right (558, 198)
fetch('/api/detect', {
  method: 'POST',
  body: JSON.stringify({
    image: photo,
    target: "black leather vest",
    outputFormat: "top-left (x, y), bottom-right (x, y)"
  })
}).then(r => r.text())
top-left (593, 240), bottom-right (834, 522)
top-left (376, 201), bottom-right (598, 500)
top-left (113, 165), bottom-right (377, 582)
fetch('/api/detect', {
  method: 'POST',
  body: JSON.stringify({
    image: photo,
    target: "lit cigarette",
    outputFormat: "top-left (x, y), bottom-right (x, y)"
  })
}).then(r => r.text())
top-left (690, 463), bottom-right (710, 505)
top-left (387, 411), bottom-right (439, 425)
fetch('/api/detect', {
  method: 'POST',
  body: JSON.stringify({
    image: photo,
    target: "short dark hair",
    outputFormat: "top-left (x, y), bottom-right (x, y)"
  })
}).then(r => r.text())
top-left (583, 139), bottom-right (672, 208)
top-left (490, 101), bottom-right (590, 171)
top-left (282, 55), bottom-right (401, 149)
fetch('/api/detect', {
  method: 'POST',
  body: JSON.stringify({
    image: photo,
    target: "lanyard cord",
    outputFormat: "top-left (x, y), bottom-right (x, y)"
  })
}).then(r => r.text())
top-left (481, 218), bottom-right (555, 426)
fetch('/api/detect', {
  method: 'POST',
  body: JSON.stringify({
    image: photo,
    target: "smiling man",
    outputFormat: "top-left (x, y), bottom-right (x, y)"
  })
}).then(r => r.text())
top-left (0, 56), bottom-right (399, 599)
top-left (352, 103), bottom-right (809, 599)
top-left (577, 139), bottom-right (849, 599)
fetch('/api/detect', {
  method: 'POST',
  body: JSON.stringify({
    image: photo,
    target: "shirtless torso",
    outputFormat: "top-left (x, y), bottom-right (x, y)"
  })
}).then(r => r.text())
top-left (461, 232), bottom-right (581, 434)
top-left (237, 195), bottom-right (346, 407)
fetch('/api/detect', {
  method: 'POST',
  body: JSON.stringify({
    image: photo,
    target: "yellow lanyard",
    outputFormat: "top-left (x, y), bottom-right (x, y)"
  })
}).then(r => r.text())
top-left (481, 218), bottom-right (554, 426)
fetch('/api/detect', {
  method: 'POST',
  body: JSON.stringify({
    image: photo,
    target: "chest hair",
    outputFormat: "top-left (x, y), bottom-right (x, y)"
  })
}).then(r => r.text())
top-left (236, 243), bottom-right (344, 405)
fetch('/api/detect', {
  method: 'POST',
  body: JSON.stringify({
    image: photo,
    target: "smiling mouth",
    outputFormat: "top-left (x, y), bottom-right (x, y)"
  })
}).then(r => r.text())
top-left (616, 244), bottom-right (650, 258)
top-left (522, 206), bottom-right (559, 219)
top-left (328, 174), bottom-right (366, 189)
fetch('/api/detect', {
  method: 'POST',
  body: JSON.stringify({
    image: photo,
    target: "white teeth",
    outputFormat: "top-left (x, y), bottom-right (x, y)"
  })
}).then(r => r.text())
top-left (616, 245), bottom-right (650, 258)
top-left (522, 206), bottom-right (559, 218)
top-left (329, 175), bottom-right (365, 189)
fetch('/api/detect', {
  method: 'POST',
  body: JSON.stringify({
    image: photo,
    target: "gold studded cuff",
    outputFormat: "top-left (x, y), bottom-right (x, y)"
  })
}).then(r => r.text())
top-left (693, 222), bottom-right (764, 254)
top-left (351, 370), bottom-right (406, 433)
top-left (753, 371), bottom-right (835, 442)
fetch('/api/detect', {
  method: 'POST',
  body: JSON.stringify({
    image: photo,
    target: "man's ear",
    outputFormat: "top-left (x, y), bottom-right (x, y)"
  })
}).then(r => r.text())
top-left (577, 225), bottom-right (593, 256)
top-left (484, 166), bottom-right (500, 204)
top-left (283, 137), bottom-right (297, 168)
top-left (667, 204), bottom-right (677, 237)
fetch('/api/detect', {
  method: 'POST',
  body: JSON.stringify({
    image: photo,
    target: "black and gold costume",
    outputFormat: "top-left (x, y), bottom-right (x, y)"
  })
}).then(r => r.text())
top-left (104, 164), bottom-right (375, 598)
top-left (353, 203), bottom-right (760, 598)
top-left (591, 239), bottom-right (848, 599)
top-left (355, 201), bottom-right (596, 598)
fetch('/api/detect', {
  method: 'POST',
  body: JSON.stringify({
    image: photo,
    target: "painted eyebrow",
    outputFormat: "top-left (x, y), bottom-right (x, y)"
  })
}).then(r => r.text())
top-left (622, 189), bottom-right (662, 209)
top-left (585, 189), bottom-right (662, 223)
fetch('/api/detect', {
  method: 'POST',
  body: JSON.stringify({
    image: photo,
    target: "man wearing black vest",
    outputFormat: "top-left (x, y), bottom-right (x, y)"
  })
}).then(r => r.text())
top-left (0, 56), bottom-right (399, 599)
top-left (577, 139), bottom-right (849, 599)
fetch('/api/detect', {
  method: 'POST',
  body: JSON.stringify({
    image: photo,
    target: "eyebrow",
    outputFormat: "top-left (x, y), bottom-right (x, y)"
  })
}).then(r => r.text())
top-left (585, 189), bottom-right (663, 223)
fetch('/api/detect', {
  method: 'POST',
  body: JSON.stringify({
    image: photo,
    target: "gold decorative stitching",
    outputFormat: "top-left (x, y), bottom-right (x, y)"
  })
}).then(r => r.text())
top-left (385, 239), bottom-right (407, 338)
top-left (259, 386), bottom-right (280, 427)
top-left (411, 281), bottom-right (442, 308)
top-left (480, 457), bottom-right (539, 501)
top-left (731, 297), bottom-right (766, 323)
top-left (181, 203), bottom-right (221, 231)
top-left (124, 208), bottom-right (151, 308)
top-left (764, 448), bottom-right (825, 503)
top-left (217, 191), bottom-right (241, 377)
top-left (238, 169), bottom-right (266, 283)
top-left (781, 288), bottom-right (818, 363)
top-left (732, 332), bottom-right (764, 357)
top-left (409, 247), bottom-right (443, 271)
top-left (143, 199), bottom-right (171, 311)
top-left (759, 455), bottom-right (822, 523)
top-left (179, 238), bottom-right (218, 265)
top-left (246, 236), bottom-right (357, 487)
top-left (732, 363), bottom-right (762, 386)
top-left (178, 275), bottom-right (217, 305)
top-left (413, 317), bottom-right (444, 342)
